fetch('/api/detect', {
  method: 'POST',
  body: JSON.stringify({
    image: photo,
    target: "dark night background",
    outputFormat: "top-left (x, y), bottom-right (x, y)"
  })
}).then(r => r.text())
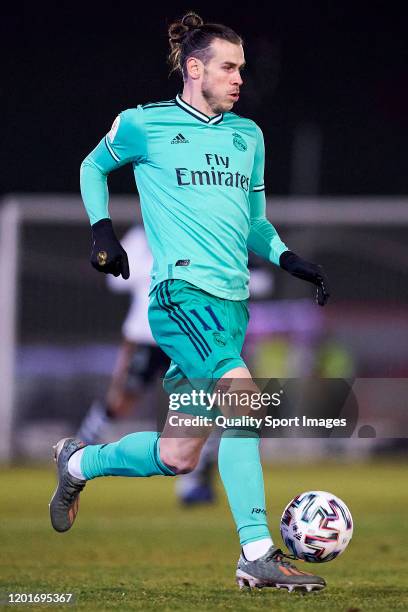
top-left (3, 2), bottom-right (407, 196)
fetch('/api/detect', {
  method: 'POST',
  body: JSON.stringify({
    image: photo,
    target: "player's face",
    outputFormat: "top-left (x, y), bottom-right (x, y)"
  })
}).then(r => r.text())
top-left (201, 39), bottom-right (245, 113)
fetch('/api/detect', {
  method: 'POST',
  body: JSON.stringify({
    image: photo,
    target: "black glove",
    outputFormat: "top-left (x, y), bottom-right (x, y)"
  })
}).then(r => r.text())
top-left (279, 250), bottom-right (330, 306)
top-left (90, 218), bottom-right (130, 279)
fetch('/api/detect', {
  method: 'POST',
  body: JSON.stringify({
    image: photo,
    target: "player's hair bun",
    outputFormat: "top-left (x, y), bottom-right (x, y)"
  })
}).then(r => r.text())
top-left (168, 12), bottom-right (204, 44)
top-left (167, 12), bottom-right (241, 79)
top-left (182, 12), bottom-right (204, 30)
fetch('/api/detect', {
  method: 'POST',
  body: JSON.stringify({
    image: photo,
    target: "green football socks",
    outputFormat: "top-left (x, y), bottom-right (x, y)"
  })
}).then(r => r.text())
top-left (218, 430), bottom-right (271, 546)
top-left (81, 431), bottom-right (175, 479)
top-left (80, 428), bottom-right (271, 548)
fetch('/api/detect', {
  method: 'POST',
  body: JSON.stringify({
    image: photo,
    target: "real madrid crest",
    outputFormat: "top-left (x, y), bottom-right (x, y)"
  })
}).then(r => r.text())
top-left (232, 132), bottom-right (247, 151)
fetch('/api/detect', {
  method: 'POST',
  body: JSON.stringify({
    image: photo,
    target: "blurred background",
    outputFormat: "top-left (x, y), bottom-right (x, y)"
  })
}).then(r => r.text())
top-left (1, 2), bottom-right (408, 462)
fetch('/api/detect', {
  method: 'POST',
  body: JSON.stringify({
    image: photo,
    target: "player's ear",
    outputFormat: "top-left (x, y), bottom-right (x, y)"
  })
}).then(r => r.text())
top-left (186, 56), bottom-right (202, 80)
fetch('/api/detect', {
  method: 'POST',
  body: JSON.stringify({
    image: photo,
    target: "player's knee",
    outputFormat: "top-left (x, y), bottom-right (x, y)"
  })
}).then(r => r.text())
top-left (173, 462), bottom-right (196, 475)
top-left (159, 447), bottom-right (199, 475)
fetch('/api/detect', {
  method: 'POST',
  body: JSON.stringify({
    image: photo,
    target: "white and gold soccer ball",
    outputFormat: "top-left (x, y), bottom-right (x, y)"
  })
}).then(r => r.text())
top-left (280, 490), bottom-right (353, 563)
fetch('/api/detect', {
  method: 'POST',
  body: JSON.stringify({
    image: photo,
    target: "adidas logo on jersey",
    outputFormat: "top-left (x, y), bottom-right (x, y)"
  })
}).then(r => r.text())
top-left (171, 133), bottom-right (189, 144)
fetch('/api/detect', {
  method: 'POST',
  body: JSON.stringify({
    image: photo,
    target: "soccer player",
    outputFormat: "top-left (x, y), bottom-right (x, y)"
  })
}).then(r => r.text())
top-left (50, 12), bottom-right (329, 591)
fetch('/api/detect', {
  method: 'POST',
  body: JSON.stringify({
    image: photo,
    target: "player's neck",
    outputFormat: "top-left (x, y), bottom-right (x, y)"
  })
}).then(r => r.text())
top-left (180, 87), bottom-right (219, 118)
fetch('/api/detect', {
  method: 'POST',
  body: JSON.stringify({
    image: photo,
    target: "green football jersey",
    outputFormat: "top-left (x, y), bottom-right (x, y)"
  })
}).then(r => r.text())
top-left (80, 94), bottom-right (288, 300)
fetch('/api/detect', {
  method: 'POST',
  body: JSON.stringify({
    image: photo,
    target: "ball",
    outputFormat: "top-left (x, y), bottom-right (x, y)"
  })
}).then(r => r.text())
top-left (280, 490), bottom-right (353, 562)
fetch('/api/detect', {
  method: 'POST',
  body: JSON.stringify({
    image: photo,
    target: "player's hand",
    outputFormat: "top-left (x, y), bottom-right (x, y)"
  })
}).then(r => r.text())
top-left (90, 218), bottom-right (130, 279)
top-left (279, 251), bottom-right (330, 306)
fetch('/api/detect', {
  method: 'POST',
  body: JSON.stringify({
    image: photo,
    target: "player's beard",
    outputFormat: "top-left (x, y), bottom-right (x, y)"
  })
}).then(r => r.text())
top-left (201, 71), bottom-right (230, 114)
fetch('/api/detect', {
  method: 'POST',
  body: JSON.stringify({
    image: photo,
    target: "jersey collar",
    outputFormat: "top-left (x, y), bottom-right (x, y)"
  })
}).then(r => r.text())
top-left (175, 94), bottom-right (224, 125)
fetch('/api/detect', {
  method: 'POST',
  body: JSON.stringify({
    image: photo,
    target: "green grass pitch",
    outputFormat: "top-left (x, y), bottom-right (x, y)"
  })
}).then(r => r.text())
top-left (1, 459), bottom-right (407, 611)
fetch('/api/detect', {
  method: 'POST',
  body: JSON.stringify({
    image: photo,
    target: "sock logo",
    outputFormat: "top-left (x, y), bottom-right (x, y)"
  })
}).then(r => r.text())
top-left (251, 507), bottom-right (267, 515)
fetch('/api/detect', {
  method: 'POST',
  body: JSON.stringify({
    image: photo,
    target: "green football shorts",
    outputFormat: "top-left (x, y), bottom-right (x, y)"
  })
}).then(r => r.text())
top-left (148, 279), bottom-right (249, 417)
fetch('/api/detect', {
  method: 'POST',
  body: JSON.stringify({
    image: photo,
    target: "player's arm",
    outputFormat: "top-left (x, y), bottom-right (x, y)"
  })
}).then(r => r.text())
top-left (80, 107), bottom-right (148, 278)
top-left (247, 126), bottom-right (330, 306)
